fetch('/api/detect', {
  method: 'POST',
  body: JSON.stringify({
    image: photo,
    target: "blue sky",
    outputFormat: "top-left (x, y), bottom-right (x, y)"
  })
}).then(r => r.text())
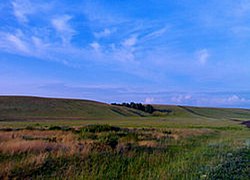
top-left (1, 0), bottom-right (250, 107)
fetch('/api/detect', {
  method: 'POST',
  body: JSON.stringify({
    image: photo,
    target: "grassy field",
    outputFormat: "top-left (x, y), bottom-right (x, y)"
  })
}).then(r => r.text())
top-left (0, 96), bottom-right (249, 179)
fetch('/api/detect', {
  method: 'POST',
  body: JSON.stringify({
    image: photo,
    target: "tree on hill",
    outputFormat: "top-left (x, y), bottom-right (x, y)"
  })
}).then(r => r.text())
top-left (111, 102), bottom-right (155, 114)
top-left (145, 104), bottom-right (154, 114)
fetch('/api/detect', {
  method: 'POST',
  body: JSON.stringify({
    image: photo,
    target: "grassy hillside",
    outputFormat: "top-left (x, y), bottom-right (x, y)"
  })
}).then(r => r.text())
top-left (155, 104), bottom-right (250, 121)
top-left (181, 106), bottom-right (250, 120)
top-left (0, 96), bottom-right (148, 121)
top-left (153, 105), bottom-right (201, 118)
top-left (1, 96), bottom-right (250, 124)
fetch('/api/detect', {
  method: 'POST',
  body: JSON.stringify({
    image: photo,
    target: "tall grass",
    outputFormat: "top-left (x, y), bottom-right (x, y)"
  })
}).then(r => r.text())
top-left (0, 125), bottom-right (249, 179)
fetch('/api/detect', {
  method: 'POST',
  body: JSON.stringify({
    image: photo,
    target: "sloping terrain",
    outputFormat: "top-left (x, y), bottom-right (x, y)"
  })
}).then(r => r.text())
top-left (1, 96), bottom-right (250, 123)
top-left (0, 97), bottom-right (249, 179)
top-left (153, 105), bottom-right (201, 118)
top-left (182, 106), bottom-right (250, 120)
top-left (155, 104), bottom-right (250, 121)
top-left (0, 96), bottom-right (148, 121)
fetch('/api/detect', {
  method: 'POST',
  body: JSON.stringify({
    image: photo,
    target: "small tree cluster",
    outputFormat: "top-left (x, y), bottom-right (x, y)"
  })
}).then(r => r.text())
top-left (111, 102), bottom-right (155, 114)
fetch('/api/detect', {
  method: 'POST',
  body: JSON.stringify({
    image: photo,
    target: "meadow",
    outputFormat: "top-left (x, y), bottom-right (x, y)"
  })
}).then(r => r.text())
top-left (0, 96), bottom-right (249, 179)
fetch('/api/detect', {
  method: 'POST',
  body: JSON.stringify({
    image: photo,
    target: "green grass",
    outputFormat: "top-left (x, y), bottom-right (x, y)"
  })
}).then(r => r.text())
top-left (0, 96), bottom-right (249, 179)
top-left (0, 116), bottom-right (246, 130)
top-left (1, 96), bottom-right (250, 123)
top-left (0, 96), bottom-right (148, 121)
top-left (1, 127), bottom-right (248, 179)
top-left (182, 106), bottom-right (250, 120)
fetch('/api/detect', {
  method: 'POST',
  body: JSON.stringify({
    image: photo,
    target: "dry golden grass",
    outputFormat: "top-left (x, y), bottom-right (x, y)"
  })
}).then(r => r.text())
top-left (0, 129), bottom-right (104, 178)
top-left (138, 140), bottom-right (158, 147)
top-left (0, 153), bottom-right (49, 178)
top-left (0, 129), bottom-right (115, 158)
top-left (0, 128), bottom-right (212, 154)
top-left (0, 126), bottom-right (219, 179)
top-left (0, 161), bottom-right (14, 178)
top-left (0, 130), bottom-right (83, 156)
top-left (26, 152), bottom-right (48, 166)
top-left (152, 132), bottom-right (169, 139)
top-left (0, 139), bottom-right (67, 154)
top-left (171, 128), bottom-right (213, 138)
top-left (0, 130), bottom-right (69, 142)
top-left (0, 133), bottom-right (15, 142)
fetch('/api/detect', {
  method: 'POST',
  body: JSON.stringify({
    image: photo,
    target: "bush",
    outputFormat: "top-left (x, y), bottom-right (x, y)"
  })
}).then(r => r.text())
top-left (80, 124), bottom-right (120, 133)
top-left (48, 126), bottom-right (62, 130)
top-left (99, 133), bottom-right (119, 148)
top-left (162, 130), bottom-right (171, 134)
top-left (119, 133), bottom-right (138, 144)
top-left (112, 102), bottom-right (155, 114)
top-left (25, 126), bottom-right (35, 130)
top-left (78, 132), bottom-right (97, 140)
top-left (48, 126), bottom-right (72, 131)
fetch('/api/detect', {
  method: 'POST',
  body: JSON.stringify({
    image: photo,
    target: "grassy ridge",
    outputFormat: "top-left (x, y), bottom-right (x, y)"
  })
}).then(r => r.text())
top-left (1, 96), bottom-right (250, 130)
top-left (181, 106), bottom-right (250, 120)
top-left (0, 96), bottom-right (148, 121)
top-left (155, 104), bottom-right (250, 121)
top-left (1, 96), bottom-right (250, 122)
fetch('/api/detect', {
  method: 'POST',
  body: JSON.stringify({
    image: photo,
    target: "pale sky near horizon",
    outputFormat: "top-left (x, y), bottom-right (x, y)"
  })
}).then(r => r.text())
top-left (1, 0), bottom-right (250, 108)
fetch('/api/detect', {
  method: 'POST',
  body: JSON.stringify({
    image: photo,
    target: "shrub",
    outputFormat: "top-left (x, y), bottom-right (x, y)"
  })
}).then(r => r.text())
top-left (48, 126), bottom-right (72, 131)
top-left (25, 126), bottom-right (35, 130)
top-left (162, 130), bottom-right (171, 135)
top-left (0, 128), bottom-right (14, 132)
top-left (80, 124), bottom-right (120, 133)
top-left (48, 126), bottom-right (62, 130)
top-left (78, 132), bottom-right (97, 140)
top-left (119, 133), bottom-right (138, 144)
top-left (99, 133), bottom-right (119, 148)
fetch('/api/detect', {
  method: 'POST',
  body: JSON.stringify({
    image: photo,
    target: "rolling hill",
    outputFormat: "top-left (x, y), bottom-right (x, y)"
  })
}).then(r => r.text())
top-left (0, 96), bottom-right (250, 122)
top-left (155, 104), bottom-right (250, 121)
top-left (0, 96), bottom-right (148, 121)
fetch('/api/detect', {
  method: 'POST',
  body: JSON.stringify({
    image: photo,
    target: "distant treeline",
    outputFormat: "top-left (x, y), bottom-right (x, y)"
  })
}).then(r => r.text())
top-left (111, 102), bottom-right (172, 114)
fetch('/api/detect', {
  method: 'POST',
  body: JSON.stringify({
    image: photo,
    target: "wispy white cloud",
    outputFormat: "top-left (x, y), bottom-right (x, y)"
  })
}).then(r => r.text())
top-left (90, 42), bottom-right (101, 51)
top-left (11, 0), bottom-right (52, 23)
top-left (142, 26), bottom-right (168, 42)
top-left (12, 0), bottom-right (34, 23)
top-left (122, 36), bottom-right (137, 47)
top-left (113, 48), bottom-right (136, 62)
top-left (186, 93), bottom-right (249, 107)
top-left (196, 49), bottom-right (210, 65)
top-left (82, 1), bottom-right (125, 25)
top-left (51, 15), bottom-right (75, 45)
top-left (94, 28), bottom-right (115, 38)
top-left (225, 95), bottom-right (246, 104)
top-left (0, 30), bottom-right (81, 66)
top-left (171, 95), bottom-right (192, 104)
top-left (7, 34), bottom-right (29, 53)
top-left (0, 30), bottom-right (32, 55)
top-left (144, 97), bottom-right (154, 104)
top-left (31, 36), bottom-right (49, 50)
